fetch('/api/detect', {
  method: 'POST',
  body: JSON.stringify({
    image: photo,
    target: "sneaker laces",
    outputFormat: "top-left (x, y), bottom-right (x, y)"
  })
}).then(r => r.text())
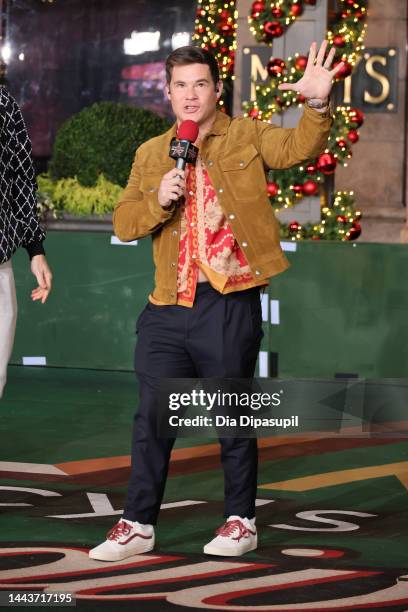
top-left (106, 520), bottom-right (132, 541)
top-left (215, 519), bottom-right (252, 541)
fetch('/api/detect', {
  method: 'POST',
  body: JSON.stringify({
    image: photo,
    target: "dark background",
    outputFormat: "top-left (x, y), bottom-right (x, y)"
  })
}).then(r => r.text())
top-left (5, 0), bottom-right (195, 161)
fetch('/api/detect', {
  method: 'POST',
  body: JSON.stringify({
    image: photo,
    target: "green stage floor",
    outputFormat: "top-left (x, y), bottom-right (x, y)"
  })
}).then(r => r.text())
top-left (1, 366), bottom-right (407, 611)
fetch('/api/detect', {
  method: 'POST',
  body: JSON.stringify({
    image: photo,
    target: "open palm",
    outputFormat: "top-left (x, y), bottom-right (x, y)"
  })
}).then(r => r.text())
top-left (278, 40), bottom-right (344, 100)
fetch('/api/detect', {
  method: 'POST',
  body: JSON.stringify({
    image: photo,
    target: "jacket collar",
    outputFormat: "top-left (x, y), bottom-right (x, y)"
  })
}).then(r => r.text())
top-left (165, 109), bottom-right (231, 145)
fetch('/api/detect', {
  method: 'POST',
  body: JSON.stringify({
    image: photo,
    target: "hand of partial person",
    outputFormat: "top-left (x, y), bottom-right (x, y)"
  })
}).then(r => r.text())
top-left (278, 39), bottom-right (344, 100)
top-left (158, 168), bottom-right (186, 208)
top-left (30, 254), bottom-right (52, 304)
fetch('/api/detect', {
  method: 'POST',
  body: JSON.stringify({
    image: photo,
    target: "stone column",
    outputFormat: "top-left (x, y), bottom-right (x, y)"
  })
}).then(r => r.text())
top-left (334, 0), bottom-right (407, 243)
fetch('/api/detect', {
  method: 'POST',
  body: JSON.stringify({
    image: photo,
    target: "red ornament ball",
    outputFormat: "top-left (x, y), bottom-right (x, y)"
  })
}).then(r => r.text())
top-left (290, 3), bottom-right (303, 17)
top-left (345, 0), bottom-right (355, 5)
top-left (333, 34), bottom-right (346, 47)
top-left (336, 215), bottom-right (347, 224)
top-left (267, 181), bottom-right (279, 197)
top-left (289, 221), bottom-right (300, 232)
top-left (295, 55), bottom-right (308, 71)
top-left (347, 222), bottom-right (362, 241)
top-left (337, 138), bottom-right (347, 149)
top-left (311, 235), bottom-right (320, 240)
top-left (317, 152), bottom-right (337, 175)
top-left (219, 21), bottom-right (234, 35)
top-left (297, 94), bottom-right (306, 103)
top-left (275, 95), bottom-right (284, 108)
top-left (271, 6), bottom-right (283, 18)
top-left (304, 0), bottom-right (316, 4)
top-left (306, 163), bottom-right (317, 174)
top-left (267, 57), bottom-right (286, 77)
top-left (292, 184), bottom-right (303, 194)
top-left (251, 0), bottom-right (265, 15)
top-left (349, 108), bottom-right (364, 127)
top-left (333, 60), bottom-right (353, 78)
top-left (263, 21), bottom-right (284, 39)
top-left (219, 9), bottom-right (230, 19)
top-left (355, 9), bottom-right (365, 20)
top-left (347, 129), bottom-right (359, 144)
top-left (248, 108), bottom-right (260, 119)
top-left (302, 179), bottom-right (319, 196)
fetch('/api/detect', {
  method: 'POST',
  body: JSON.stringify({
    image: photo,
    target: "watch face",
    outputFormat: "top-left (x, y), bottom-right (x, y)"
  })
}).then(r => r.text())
top-left (307, 99), bottom-right (328, 109)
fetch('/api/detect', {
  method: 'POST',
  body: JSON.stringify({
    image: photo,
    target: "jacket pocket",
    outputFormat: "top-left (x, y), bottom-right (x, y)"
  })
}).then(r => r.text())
top-left (139, 174), bottom-right (162, 195)
top-left (220, 144), bottom-right (265, 200)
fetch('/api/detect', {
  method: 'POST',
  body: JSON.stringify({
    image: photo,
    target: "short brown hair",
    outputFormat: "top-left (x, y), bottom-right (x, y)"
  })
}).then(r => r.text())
top-left (165, 46), bottom-right (220, 88)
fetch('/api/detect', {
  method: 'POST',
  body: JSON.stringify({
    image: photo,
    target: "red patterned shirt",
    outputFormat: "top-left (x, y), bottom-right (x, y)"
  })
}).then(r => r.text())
top-left (150, 154), bottom-right (268, 308)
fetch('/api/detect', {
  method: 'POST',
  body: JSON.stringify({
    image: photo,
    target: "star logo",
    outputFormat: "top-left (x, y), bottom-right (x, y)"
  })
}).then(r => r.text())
top-left (171, 142), bottom-right (186, 158)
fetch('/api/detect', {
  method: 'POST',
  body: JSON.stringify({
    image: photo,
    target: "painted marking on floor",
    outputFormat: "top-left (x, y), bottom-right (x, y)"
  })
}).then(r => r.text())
top-left (48, 499), bottom-right (207, 519)
top-left (0, 462), bottom-right (68, 475)
top-left (259, 460), bottom-right (408, 491)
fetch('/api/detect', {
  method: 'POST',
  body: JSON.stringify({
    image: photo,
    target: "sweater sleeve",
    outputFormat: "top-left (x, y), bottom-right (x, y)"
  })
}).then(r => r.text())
top-left (8, 95), bottom-right (46, 255)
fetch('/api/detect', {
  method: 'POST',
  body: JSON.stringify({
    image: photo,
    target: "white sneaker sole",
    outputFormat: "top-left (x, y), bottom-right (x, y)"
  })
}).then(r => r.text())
top-left (203, 540), bottom-right (257, 557)
top-left (89, 536), bottom-right (155, 561)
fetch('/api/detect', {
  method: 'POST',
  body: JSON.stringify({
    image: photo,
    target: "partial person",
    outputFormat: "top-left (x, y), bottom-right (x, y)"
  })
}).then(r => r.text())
top-left (0, 87), bottom-right (52, 398)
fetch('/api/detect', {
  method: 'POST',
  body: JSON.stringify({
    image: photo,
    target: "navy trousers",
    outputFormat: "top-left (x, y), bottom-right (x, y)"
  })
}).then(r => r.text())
top-left (122, 282), bottom-right (264, 525)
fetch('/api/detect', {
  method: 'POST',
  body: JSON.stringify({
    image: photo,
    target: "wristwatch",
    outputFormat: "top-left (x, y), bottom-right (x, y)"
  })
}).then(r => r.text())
top-left (306, 97), bottom-right (329, 110)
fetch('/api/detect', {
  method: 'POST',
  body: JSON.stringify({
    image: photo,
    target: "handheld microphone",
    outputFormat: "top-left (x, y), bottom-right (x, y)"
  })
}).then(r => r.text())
top-left (169, 120), bottom-right (199, 171)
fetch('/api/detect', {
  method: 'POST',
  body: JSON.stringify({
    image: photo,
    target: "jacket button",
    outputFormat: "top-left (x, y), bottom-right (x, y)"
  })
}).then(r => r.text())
top-left (218, 188), bottom-right (223, 194)
top-left (242, 241), bottom-right (248, 247)
top-left (170, 292), bottom-right (175, 298)
top-left (148, 187), bottom-right (156, 192)
top-left (171, 262), bottom-right (176, 267)
top-left (239, 161), bottom-right (244, 168)
top-left (172, 229), bottom-right (178, 236)
top-left (208, 160), bottom-right (214, 167)
top-left (229, 213), bottom-right (235, 220)
top-left (255, 270), bottom-right (261, 275)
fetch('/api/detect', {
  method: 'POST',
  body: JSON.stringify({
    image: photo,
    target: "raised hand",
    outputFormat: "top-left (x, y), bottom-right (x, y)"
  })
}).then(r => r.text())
top-left (278, 40), bottom-right (344, 100)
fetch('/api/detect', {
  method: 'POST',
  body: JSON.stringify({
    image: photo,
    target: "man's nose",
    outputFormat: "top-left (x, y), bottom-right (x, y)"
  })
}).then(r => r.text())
top-left (185, 86), bottom-right (198, 99)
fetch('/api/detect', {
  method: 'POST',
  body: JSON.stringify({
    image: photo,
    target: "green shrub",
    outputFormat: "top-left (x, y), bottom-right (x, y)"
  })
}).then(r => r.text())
top-left (37, 173), bottom-right (122, 216)
top-left (48, 102), bottom-right (171, 187)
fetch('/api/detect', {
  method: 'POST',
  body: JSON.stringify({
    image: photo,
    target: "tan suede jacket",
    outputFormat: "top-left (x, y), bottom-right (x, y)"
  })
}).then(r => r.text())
top-left (113, 104), bottom-right (333, 304)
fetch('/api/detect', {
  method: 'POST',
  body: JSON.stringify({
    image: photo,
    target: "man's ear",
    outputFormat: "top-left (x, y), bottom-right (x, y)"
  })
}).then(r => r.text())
top-left (215, 80), bottom-right (223, 99)
top-left (165, 86), bottom-right (171, 101)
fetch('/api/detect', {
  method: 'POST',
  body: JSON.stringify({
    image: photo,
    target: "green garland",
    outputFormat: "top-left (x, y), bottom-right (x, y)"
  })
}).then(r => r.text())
top-left (279, 191), bottom-right (362, 241)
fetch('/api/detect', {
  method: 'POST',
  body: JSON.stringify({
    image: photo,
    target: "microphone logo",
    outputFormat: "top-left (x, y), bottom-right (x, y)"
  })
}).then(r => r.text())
top-left (171, 141), bottom-right (188, 158)
top-left (169, 138), bottom-right (198, 166)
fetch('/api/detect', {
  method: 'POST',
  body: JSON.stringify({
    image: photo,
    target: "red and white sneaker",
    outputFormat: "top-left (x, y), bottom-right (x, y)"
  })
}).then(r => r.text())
top-left (89, 518), bottom-right (155, 561)
top-left (203, 515), bottom-right (257, 556)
